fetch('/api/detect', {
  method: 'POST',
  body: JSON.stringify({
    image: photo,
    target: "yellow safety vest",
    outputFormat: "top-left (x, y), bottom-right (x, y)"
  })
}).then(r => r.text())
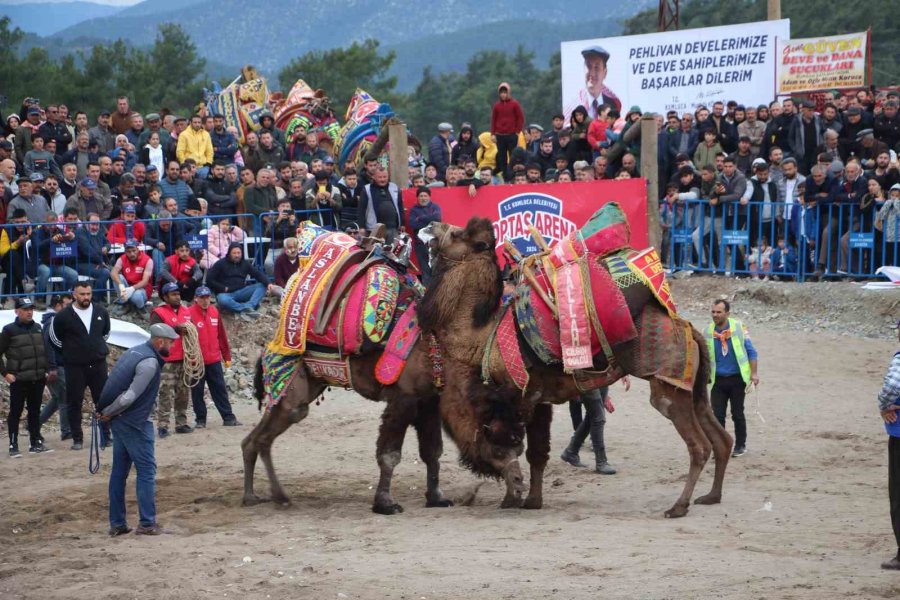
top-left (706, 318), bottom-right (751, 385)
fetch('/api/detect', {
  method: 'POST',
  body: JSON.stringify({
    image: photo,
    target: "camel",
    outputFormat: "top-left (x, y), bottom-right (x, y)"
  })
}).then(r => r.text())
top-left (417, 217), bottom-right (733, 518)
top-left (243, 227), bottom-right (526, 514)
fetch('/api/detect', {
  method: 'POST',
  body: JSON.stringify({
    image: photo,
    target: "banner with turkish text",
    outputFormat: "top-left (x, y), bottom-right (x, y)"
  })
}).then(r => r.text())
top-left (776, 32), bottom-right (869, 94)
top-left (405, 179), bottom-right (648, 259)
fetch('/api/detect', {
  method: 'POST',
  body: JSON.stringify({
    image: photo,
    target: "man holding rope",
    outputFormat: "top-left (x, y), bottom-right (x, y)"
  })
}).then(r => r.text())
top-left (149, 283), bottom-right (194, 438)
top-left (707, 299), bottom-right (759, 458)
top-left (97, 323), bottom-right (178, 536)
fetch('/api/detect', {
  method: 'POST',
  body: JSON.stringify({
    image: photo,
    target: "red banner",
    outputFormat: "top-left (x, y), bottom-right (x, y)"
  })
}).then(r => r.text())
top-left (404, 179), bottom-right (648, 258)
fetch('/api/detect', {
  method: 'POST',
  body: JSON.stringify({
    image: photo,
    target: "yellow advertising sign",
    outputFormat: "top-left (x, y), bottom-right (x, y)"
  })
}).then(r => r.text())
top-left (776, 31), bottom-right (868, 94)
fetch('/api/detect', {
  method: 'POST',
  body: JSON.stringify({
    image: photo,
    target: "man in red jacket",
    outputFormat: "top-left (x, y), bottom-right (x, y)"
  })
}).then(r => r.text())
top-left (107, 203), bottom-right (146, 244)
top-left (159, 240), bottom-right (202, 301)
top-left (149, 282), bottom-right (193, 437)
top-left (188, 286), bottom-right (240, 428)
top-left (490, 82), bottom-right (525, 181)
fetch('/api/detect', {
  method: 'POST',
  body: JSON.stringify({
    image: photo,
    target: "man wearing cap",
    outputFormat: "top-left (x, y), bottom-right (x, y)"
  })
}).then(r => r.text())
top-left (189, 286), bottom-right (240, 429)
top-left (1, 297), bottom-right (50, 456)
top-left (109, 172), bottom-right (141, 219)
top-left (107, 202), bottom-right (146, 244)
top-left (855, 129), bottom-right (889, 171)
top-left (75, 213), bottom-right (112, 296)
top-left (89, 111), bottom-right (116, 154)
top-left (7, 175), bottom-right (49, 223)
top-left (49, 280), bottom-right (111, 450)
top-left (839, 106), bottom-right (867, 161)
top-left (137, 113), bottom-right (171, 150)
top-left (110, 240), bottom-right (154, 315)
top-left (13, 106), bottom-right (42, 161)
top-left (65, 176), bottom-right (108, 221)
top-left (874, 101), bottom-right (900, 151)
top-left (428, 123), bottom-right (454, 181)
top-left (565, 46), bottom-right (621, 122)
top-left (875, 321), bottom-right (900, 570)
top-left (524, 124), bottom-right (544, 156)
top-left (97, 322), bottom-right (178, 536)
top-left (149, 283), bottom-right (193, 437)
top-left (788, 100), bottom-right (823, 174)
top-left (491, 82), bottom-right (525, 180)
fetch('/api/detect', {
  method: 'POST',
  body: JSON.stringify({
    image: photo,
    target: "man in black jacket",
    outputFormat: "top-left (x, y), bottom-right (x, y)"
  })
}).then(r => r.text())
top-left (198, 161), bottom-right (237, 216)
top-left (206, 243), bottom-right (274, 320)
top-left (49, 280), bottom-right (111, 450)
top-left (0, 297), bottom-right (50, 456)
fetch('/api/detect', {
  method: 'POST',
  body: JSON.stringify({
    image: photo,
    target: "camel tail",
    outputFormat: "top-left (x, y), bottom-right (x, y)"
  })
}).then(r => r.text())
top-left (691, 326), bottom-right (711, 407)
top-left (253, 354), bottom-right (265, 411)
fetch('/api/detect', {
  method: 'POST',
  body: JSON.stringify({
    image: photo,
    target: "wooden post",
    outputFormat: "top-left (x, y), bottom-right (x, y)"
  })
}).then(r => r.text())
top-left (640, 114), bottom-right (661, 251)
top-left (388, 122), bottom-right (408, 188)
top-left (767, 0), bottom-right (781, 20)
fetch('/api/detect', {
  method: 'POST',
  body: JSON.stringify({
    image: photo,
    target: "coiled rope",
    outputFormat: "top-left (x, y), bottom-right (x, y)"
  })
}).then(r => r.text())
top-left (180, 321), bottom-right (205, 388)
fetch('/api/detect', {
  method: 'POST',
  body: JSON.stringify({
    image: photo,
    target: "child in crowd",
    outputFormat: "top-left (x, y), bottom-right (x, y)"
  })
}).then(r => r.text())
top-left (747, 236), bottom-right (773, 279)
top-left (770, 236), bottom-right (798, 279)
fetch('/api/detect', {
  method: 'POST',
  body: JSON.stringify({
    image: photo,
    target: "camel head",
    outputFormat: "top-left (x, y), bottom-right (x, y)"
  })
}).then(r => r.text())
top-left (419, 217), bottom-right (503, 332)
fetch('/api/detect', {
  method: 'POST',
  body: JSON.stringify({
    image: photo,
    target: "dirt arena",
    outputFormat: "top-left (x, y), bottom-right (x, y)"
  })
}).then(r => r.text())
top-left (2, 284), bottom-right (900, 599)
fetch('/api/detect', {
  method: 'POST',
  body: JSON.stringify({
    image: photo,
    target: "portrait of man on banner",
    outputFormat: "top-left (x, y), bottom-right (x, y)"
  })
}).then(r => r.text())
top-left (565, 46), bottom-right (622, 120)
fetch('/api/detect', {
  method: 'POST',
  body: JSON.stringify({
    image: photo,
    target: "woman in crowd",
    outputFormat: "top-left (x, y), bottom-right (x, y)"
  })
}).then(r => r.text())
top-left (203, 216), bottom-right (245, 269)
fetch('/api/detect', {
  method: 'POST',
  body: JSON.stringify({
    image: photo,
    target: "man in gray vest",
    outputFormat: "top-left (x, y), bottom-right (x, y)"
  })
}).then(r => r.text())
top-left (358, 166), bottom-right (405, 243)
top-left (96, 323), bottom-right (178, 536)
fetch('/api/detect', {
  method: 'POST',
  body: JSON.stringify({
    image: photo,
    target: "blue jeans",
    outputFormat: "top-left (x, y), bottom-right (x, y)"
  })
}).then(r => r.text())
top-left (115, 275), bottom-right (148, 309)
top-left (36, 264), bottom-right (78, 295)
top-left (109, 419), bottom-right (157, 528)
top-left (77, 263), bottom-right (112, 297)
top-left (216, 283), bottom-right (265, 313)
top-left (191, 361), bottom-right (236, 424)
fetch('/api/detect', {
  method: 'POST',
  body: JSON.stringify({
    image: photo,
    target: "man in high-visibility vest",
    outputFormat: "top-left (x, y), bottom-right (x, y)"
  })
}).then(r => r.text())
top-left (706, 299), bottom-right (759, 458)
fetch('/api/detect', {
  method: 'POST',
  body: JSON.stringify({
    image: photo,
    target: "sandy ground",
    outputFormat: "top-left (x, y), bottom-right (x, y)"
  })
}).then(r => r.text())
top-left (1, 320), bottom-right (900, 599)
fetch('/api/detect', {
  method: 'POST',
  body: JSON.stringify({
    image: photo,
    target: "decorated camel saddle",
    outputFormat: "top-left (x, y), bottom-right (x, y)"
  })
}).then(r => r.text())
top-left (263, 223), bottom-right (424, 408)
top-left (491, 202), bottom-right (694, 393)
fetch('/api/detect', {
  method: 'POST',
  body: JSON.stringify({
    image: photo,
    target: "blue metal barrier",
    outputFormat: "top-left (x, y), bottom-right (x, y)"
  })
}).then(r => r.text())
top-left (664, 199), bottom-right (900, 281)
top-left (0, 207), bottom-right (332, 303)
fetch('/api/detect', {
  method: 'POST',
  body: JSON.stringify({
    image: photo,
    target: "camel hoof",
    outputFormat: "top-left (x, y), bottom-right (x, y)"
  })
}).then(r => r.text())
top-left (664, 504), bottom-right (690, 518)
top-left (272, 496), bottom-right (292, 508)
top-left (500, 496), bottom-right (523, 509)
top-left (372, 503), bottom-right (405, 515)
top-left (425, 499), bottom-right (454, 508)
top-left (522, 496), bottom-right (543, 510)
top-left (241, 495), bottom-right (271, 507)
top-left (694, 493), bottom-right (722, 505)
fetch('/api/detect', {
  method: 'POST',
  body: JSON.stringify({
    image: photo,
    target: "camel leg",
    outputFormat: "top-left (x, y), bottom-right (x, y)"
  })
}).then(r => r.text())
top-left (415, 397), bottom-right (453, 508)
top-left (650, 380), bottom-right (711, 519)
top-left (500, 459), bottom-right (527, 508)
top-left (693, 401), bottom-right (733, 505)
top-left (372, 399), bottom-right (415, 515)
top-left (523, 403), bottom-right (552, 510)
top-left (258, 400), bottom-right (309, 507)
top-left (241, 410), bottom-right (271, 506)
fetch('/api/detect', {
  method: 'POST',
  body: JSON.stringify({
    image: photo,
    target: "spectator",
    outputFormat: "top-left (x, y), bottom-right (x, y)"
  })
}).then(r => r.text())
top-left (257, 131), bottom-right (285, 167)
top-left (451, 125), bottom-right (479, 166)
top-left (39, 293), bottom-right (73, 441)
top-left (35, 210), bottom-right (79, 294)
top-left (137, 113), bottom-right (171, 150)
top-left (428, 123), bottom-right (454, 181)
top-left (408, 186), bottom-right (442, 285)
top-left (669, 113), bottom-right (699, 168)
top-left (273, 237), bottom-right (300, 292)
top-left (159, 240), bottom-right (202, 302)
top-left (820, 103), bottom-right (843, 136)
top-left (257, 110), bottom-right (285, 150)
top-left (715, 156), bottom-right (748, 271)
top-left (817, 161), bottom-right (867, 276)
top-left (48, 280), bottom-right (111, 451)
top-left (96, 322), bottom-right (177, 537)
top-left (788, 100), bottom-right (823, 174)
top-left (358, 166), bottom-right (404, 243)
top-left (7, 176), bottom-right (50, 223)
top-left (816, 129), bottom-right (842, 165)
top-left (75, 213), bottom-right (112, 295)
top-left (203, 216), bottom-right (244, 270)
top-left (742, 161), bottom-right (779, 249)
top-left (304, 171), bottom-right (341, 229)
top-left (175, 115), bottom-right (213, 176)
top-left (89, 111), bottom-right (115, 153)
top-left (110, 240), bottom-right (154, 315)
top-left (337, 168), bottom-right (362, 230)
top-left (37, 104), bottom-right (72, 154)
top-left (139, 131), bottom-right (170, 174)
top-left (776, 157), bottom-right (806, 244)
top-left (43, 174), bottom-right (66, 215)
top-left (456, 158), bottom-right (484, 198)
top-left (158, 161), bottom-right (195, 214)
top-left (747, 236), bottom-right (773, 279)
top-left (23, 134), bottom-right (61, 179)
top-left (66, 176), bottom-right (111, 221)
top-left (3, 210), bottom-right (35, 297)
top-left (839, 106), bottom-right (867, 160)
top-left (770, 235), bottom-right (799, 278)
top-left (876, 184), bottom-right (900, 266)
top-left (148, 283), bottom-right (193, 437)
top-left (1, 296), bottom-right (50, 456)
top-left (707, 299), bottom-right (759, 458)
top-left (730, 136), bottom-right (754, 176)
top-left (110, 96), bottom-right (132, 135)
top-left (875, 101), bottom-right (900, 151)
top-left (198, 162), bottom-right (237, 216)
top-left (856, 129), bottom-right (889, 172)
top-left (475, 131), bottom-right (497, 175)
top-left (188, 286), bottom-right (240, 428)
top-left (107, 203), bottom-right (145, 244)
top-left (568, 106), bottom-right (592, 165)
top-left (124, 113), bottom-right (145, 148)
top-left (244, 167), bottom-right (278, 223)
top-left (737, 106), bottom-right (765, 156)
top-left (206, 243), bottom-right (274, 320)
top-left (210, 113), bottom-right (238, 164)
top-left (13, 106), bottom-right (41, 160)
top-left (693, 128), bottom-right (723, 172)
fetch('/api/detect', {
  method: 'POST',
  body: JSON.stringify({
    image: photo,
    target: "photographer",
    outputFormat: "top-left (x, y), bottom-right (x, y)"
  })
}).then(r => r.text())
top-left (304, 170), bottom-right (341, 229)
top-left (265, 199), bottom-right (296, 276)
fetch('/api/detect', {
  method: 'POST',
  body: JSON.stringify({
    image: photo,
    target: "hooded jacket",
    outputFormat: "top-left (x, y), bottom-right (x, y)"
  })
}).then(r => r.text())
top-left (451, 126), bottom-right (480, 166)
top-left (491, 82), bottom-right (525, 136)
top-left (205, 242), bottom-right (269, 294)
top-left (476, 131), bottom-right (498, 171)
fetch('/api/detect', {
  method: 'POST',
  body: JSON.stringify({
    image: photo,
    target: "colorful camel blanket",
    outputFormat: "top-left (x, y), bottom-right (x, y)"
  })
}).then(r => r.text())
top-left (263, 349), bottom-right (301, 411)
top-left (375, 302), bottom-right (420, 385)
top-left (268, 231), bottom-right (360, 355)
